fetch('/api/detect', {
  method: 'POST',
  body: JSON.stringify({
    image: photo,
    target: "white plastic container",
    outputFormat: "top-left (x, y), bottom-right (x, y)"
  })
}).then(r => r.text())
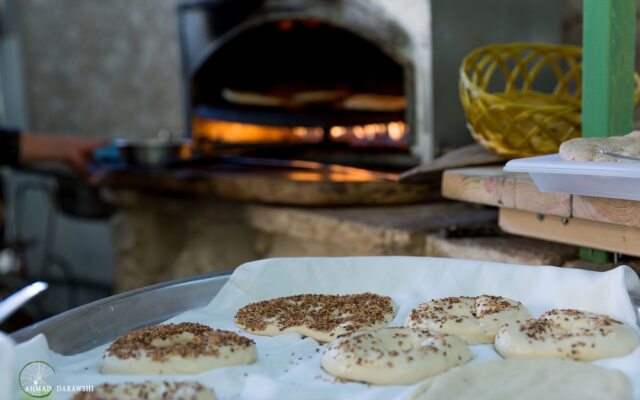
top-left (0, 331), bottom-right (16, 400)
top-left (504, 154), bottom-right (640, 201)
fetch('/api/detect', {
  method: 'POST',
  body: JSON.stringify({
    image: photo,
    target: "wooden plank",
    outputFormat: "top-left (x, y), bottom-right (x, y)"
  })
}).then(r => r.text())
top-left (443, 167), bottom-right (640, 228)
top-left (573, 196), bottom-right (640, 226)
top-left (442, 168), bottom-right (519, 208)
top-left (499, 208), bottom-right (640, 257)
top-left (442, 168), bottom-right (570, 215)
top-left (512, 178), bottom-right (570, 217)
top-left (582, 0), bottom-right (636, 138)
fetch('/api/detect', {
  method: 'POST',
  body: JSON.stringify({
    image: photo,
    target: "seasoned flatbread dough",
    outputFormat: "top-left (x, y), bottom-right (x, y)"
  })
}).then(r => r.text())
top-left (235, 293), bottom-right (396, 343)
top-left (404, 295), bottom-right (532, 344)
top-left (322, 328), bottom-right (472, 385)
top-left (559, 130), bottom-right (640, 162)
top-left (495, 309), bottom-right (640, 361)
top-left (409, 358), bottom-right (632, 400)
top-left (100, 323), bottom-right (256, 375)
top-left (73, 381), bottom-right (216, 400)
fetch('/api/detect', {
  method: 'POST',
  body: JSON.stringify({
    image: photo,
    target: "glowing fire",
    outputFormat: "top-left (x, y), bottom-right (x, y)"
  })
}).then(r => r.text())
top-left (330, 121), bottom-right (407, 147)
top-left (192, 118), bottom-right (305, 143)
top-left (193, 117), bottom-right (408, 148)
top-left (292, 126), bottom-right (324, 141)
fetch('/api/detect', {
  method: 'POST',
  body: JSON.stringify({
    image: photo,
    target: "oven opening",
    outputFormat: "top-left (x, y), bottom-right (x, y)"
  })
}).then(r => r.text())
top-left (190, 19), bottom-right (412, 167)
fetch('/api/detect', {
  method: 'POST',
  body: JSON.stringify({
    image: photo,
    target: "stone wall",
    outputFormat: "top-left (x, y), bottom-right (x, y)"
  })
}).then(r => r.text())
top-left (14, 0), bottom-right (183, 139)
top-left (106, 191), bottom-right (585, 291)
top-left (109, 194), bottom-right (262, 292)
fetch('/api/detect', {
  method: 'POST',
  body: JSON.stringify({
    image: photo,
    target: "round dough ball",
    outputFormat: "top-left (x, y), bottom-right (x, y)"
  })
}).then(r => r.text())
top-left (322, 327), bottom-right (472, 385)
top-left (72, 381), bottom-right (216, 400)
top-left (235, 293), bottom-right (396, 342)
top-left (404, 295), bottom-right (532, 344)
top-left (410, 358), bottom-right (632, 400)
top-left (100, 322), bottom-right (256, 375)
top-left (495, 309), bottom-right (640, 361)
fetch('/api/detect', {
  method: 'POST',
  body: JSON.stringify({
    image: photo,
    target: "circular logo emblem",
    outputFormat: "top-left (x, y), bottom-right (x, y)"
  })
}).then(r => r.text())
top-left (19, 361), bottom-right (55, 398)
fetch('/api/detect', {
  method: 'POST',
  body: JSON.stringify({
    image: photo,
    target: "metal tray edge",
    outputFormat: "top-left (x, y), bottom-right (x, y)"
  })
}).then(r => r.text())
top-left (10, 271), bottom-right (231, 355)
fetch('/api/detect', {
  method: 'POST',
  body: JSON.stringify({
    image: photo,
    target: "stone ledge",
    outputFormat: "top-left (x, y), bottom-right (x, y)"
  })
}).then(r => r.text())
top-left (425, 235), bottom-right (579, 266)
top-left (247, 202), bottom-right (498, 255)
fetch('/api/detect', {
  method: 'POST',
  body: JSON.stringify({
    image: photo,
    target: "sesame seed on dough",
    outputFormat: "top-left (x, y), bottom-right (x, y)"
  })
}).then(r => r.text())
top-left (495, 309), bottom-right (640, 361)
top-left (104, 322), bottom-right (254, 362)
top-left (405, 295), bottom-right (532, 344)
top-left (100, 322), bottom-right (257, 375)
top-left (322, 327), bottom-right (472, 385)
top-left (235, 293), bottom-right (396, 342)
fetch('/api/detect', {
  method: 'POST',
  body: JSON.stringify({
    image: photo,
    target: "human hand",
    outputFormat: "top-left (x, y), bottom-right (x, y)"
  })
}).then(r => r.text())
top-left (59, 137), bottom-right (108, 177)
top-left (20, 134), bottom-right (108, 179)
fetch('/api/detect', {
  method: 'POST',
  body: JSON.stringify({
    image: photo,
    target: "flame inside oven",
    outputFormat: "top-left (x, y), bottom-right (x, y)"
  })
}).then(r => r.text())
top-left (329, 122), bottom-right (406, 146)
top-left (193, 117), bottom-right (408, 148)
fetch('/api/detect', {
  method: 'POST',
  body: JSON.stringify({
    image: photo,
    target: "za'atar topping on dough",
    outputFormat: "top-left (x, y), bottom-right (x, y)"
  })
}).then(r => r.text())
top-left (104, 322), bottom-right (254, 362)
top-left (405, 295), bottom-right (532, 344)
top-left (495, 309), bottom-right (640, 361)
top-left (235, 293), bottom-right (396, 342)
top-left (322, 327), bottom-right (472, 385)
top-left (100, 322), bottom-right (257, 375)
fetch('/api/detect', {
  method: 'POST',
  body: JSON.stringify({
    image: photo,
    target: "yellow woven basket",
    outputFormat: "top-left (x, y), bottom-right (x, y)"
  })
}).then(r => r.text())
top-left (460, 43), bottom-right (640, 158)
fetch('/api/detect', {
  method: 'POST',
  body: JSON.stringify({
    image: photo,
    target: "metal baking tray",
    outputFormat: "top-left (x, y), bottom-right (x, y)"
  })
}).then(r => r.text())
top-left (10, 272), bottom-right (230, 355)
top-left (10, 271), bottom-right (640, 356)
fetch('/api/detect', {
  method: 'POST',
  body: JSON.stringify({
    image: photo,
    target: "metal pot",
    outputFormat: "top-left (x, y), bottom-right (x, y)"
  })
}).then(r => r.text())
top-left (114, 138), bottom-right (190, 168)
top-left (22, 165), bottom-right (116, 220)
top-left (55, 170), bottom-right (116, 219)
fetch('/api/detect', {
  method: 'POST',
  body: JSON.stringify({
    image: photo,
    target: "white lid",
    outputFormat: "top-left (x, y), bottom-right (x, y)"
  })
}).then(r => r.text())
top-left (504, 154), bottom-right (640, 179)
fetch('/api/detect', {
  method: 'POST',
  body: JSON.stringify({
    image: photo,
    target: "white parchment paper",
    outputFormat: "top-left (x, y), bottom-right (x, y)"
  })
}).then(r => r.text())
top-left (13, 257), bottom-right (640, 399)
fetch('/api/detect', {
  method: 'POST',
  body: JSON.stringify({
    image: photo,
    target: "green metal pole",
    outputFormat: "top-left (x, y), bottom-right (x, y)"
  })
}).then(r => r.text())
top-left (582, 0), bottom-right (635, 137)
top-left (580, 0), bottom-right (636, 263)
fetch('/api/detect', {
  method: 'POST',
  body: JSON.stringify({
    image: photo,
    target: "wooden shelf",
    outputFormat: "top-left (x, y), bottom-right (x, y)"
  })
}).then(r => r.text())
top-left (442, 167), bottom-right (640, 256)
top-left (499, 209), bottom-right (640, 257)
top-left (443, 167), bottom-right (640, 228)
